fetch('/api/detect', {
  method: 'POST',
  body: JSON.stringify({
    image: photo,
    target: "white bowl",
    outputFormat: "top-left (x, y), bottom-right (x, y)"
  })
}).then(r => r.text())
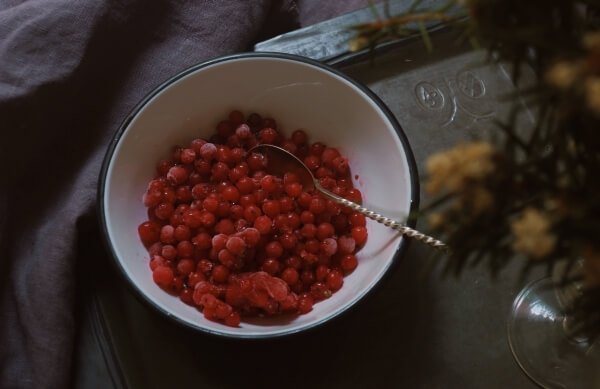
top-left (98, 53), bottom-right (418, 338)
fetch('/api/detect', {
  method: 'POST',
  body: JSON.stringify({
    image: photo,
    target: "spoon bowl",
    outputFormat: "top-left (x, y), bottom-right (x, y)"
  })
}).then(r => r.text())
top-left (250, 144), bottom-right (446, 249)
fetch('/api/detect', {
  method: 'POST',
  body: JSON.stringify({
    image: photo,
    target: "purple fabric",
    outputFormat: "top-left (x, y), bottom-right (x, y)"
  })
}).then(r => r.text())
top-left (0, 1), bottom-right (370, 388)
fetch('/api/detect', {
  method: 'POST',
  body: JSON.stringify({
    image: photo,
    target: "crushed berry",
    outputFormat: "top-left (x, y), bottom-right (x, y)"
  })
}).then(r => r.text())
top-left (138, 110), bottom-right (367, 327)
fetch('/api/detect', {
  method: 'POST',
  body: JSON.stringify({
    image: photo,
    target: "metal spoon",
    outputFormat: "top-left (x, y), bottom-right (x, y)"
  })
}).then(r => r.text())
top-left (249, 144), bottom-right (447, 250)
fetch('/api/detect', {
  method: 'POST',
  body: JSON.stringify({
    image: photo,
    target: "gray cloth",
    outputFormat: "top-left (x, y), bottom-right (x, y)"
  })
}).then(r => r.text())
top-left (0, 1), bottom-right (370, 388)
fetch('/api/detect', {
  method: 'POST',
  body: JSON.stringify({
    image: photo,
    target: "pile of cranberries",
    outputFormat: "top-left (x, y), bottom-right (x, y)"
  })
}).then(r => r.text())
top-left (137, 110), bottom-right (368, 327)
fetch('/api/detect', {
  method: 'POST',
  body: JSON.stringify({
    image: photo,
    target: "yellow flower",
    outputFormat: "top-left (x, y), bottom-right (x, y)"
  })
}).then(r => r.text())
top-left (425, 142), bottom-right (495, 194)
top-left (427, 212), bottom-right (445, 229)
top-left (545, 61), bottom-right (580, 90)
top-left (583, 31), bottom-right (600, 51)
top-left (584, 76), bottom-right (600, 114)
top-left (511, 208), bottom-right (556, 259)
top-left (349, 37), bottom-right (369, 52)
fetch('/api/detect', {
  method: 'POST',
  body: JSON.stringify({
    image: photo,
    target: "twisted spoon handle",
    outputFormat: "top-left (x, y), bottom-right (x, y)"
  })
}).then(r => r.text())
top-left (317, 184), bottom-right (447, 250)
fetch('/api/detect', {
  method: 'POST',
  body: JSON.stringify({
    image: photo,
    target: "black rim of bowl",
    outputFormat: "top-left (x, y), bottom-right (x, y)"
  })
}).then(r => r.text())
top-left (97, 51), bottom-right (420, 339)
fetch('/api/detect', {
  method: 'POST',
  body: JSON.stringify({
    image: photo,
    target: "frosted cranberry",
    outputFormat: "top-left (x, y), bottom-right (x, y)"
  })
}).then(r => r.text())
top-left (259, 128), bottom-right (278, 144)
top-left (346, 188), bottom-right (363, 204)
top-left (182, 209), bottom-right (203, 228)
top-left (291, 129), bottom-right (308, 145)
top-left (179, 287), bottom-right (194, 305)
top-left (261, 258), bottom-right (280, 275)
top-left (299, 211), bottom-right (314, 225)
top-left (187, 272), bottom-right (205, 288)
top-left (305, 239), bottom-right (320, 254)
top-left (218, 249), bottom-right (236, 268)
top-left (221, 185), bottom-right (240, 202)
top-left (310, 142), bottom-right (325, 156)
top-left (199, 211), bottom-right (216, 227)
top-left (177, 258), bottom-right (195, 276)
top-left (148, 242), bottom-right (163, 257)
top-left (298, 295), bottom-right (314, 314)
top-left (159, 225), bottom-right (176, 244)
top-left (214, 219), bottom-right (234, 235)
top-left (194, 159), bottom-right (211, 175)
top-left (254, 215), bottom-right (272, 235)
top-left (192, 232), bottom-right (212, 250)
top-left (161, 187), bottom-right (176, 204)
top-left (285, 256), bottom-right (302, 270)
top-left (231, 148), bottom-right (245, 163)
top-left (240, 205), bottom-right (259, 223)
top-left (315, 265), bottom-right (330, 282)
top-left (149, 255), bottom-right (166, 271)
top-left (224, 311), bottom-right (241, 327)
top-left (154, 203), bottom-right (174, 220)
top-left (321, 147), bottom-right (340, 166)
top-left (338, 235), bottom-right (356, 254)
top-left (300, 223), bottom-right (316, 239)
top-left (301, 269), bottom-right (315, 285)
top-left (211, 162), bottom-right (230, 181)
top-left (215, 300), bottom-right (234, 320)
top-left (157, 159), bottom-right (173, 175)
top-left (260, 175), bottom-right (278, 192)
top-left (265, 241), bottom-right (283, 258)
top-left (262, 200), bottom-right (280, 218)
top-left (309, 197), bottom-right (327, 214)
top-left (212, 265), bottom-right (230, 283)
top-left (234, 218), bottom-right (247, 231)
top-left (281, 267), bottom-right (299, 285)
top-left (320, 238), bottom-right (338, 257)
top-left (304, 155), bottom-right (320, 171)
top-left (326, 270), bottom-right (344, 292)
top-left (173, 225), bottom-right (191, 241)
top-left (310, 282), bottom-right (332, 301)
top-left (315, 167), bottom-right (333, 179)
top-left (226, 236), bottom-right (246, 256)
top-left (212, 234), bottom-right (228, 251)
top-left (235, 124), bottom-right (251, 139)
top-left (199, 143), bottom-right (217, 161)
top-left (167, 166), bottom-right (188, 185)
top-left (254, 188), bottom-right (267, 204)
top-left (229, 110), bottom-right (244, 125)
top-left (143, 189), bottom-right (162, 207)
top-left (153, 266), bottom-right (174, 289)
top-left (349, 212), bottom-right (367, 227)
top-left (332, 156), bottom-right (349, 175)
top-left (239, 194), bottom-right (255, 207)
top-left (281, 140), bottom-right (297, 155)
top-left (191, 183), bottom-right (210, 200)
top-left (231, 204), bottom-right (246, 220)
top-left (180, 148), bottom-right (196, 164)
top-left (161, 245), bottom-right (177, 261)
top-left (177, 240), bottom-right (194, 258)
top-left (278, 197), bottom-right (294, 213)
top-left (340, 254), bottom-right (358, 273)
top-left (241, 228), bottom-right (261, 247)
top-left (139, 221), bottom-right (161, 246)
top-left (176, 186), bottom-right (193, 203)
top-left (316, 222), bottom-right (334, 241)
top-left (279, 233), bottom-right (297, 250)
top-left (197, 259), bottom-right (213, 275)
top-left (190, 138), bottom-right (207, 153)
top-left (236, 177), bottom-right (254, 194)
top-left (351, 226), bottom-right (368, 247)
top-left (247, 152), bottom-right (266, 171)
top-left (285, 182), bottom-right (302, 198)
top-left (202, 197), bottom-right (219, 213)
